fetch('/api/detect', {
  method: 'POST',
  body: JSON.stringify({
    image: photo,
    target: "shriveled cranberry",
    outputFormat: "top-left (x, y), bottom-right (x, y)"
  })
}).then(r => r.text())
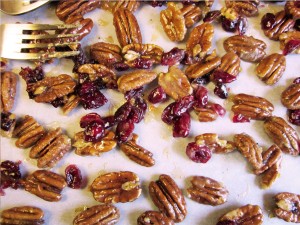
top-left (203, 10), bottom-right (221, 23)
top-left (221, 16), bottom-right (237, 32)
top-left (173, 112), bottom-right (191, 138)
top-left (19, 66), bottom-right (44, 84)
top-left (50, 97), bottom-right (66, 108)
top-left (186, 142), bottom-right (212, 163)
top-left (293, 77), bottom-right (300, 84)
top-left (65, 164), bottom-right (82, 189)
top-left (212, 70), bottom-right (237, 84)
top-left (214, 83), bottom-right (228, 99)
top-left (1, 160), bottom-right (22, 195)
top-left (148, 86), bottom-right (167, 104)
top-left (191, 73), bottom-right (211, 86)
top-left (124, 87), bottom-right (143, 101)
top-left (282, 39), bottom-right (300, 56)
top-left (288, 109), bottom-right (300, 126)
top-left (208, 103), bottom-right (226, 117)
top-left (232, 113), bottom-right (250, 123)
top-left (193, 86), bottom-right (208, 108)
top-left (116, 120), bottom-right (135, 143)
top-left (102, 115), bottom-right (116, 129)
top-left (173, 95), bottom-right (195, 116)
top-left (161, 47), bottom-right (186, 66)
top-left (181, 52), bottom-right (201, 65)
top-left (84, 121), bottom-right (105, 142)
top-left (68, 44), bottom-right (88, 73)
top-left (114, 101), bottom-right (133, 123)
top-left (147, 0), bottom-right (166, 7)
top-left (1, 112), bottom-right (15, 131)
top-left (129, 97), bottom-right (147, 123)
top-left (131, 58), bottom-right (154, 69)
top-left (261, 13), bottom-right (276, 30)
top-left (80, 113), bottom-right (102, 128)
top-left (161, 102), bottom-right (176, 124)
top-left (236, 16), bottom-right (248, 35)
top-left (113, 62), bottom-right (130, 71)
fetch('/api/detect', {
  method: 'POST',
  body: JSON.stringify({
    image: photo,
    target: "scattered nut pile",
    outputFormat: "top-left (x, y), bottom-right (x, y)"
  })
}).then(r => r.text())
top-left (1, 0), bottom-right (300, 224)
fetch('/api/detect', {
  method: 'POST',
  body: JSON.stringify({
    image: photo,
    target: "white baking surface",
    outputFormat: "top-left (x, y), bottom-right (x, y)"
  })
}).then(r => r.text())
top-left (1, 1), bottom-right (300, 224)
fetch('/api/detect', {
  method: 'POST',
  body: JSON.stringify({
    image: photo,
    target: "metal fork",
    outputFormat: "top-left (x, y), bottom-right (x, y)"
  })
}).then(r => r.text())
top-left (0, 23), bottom-right (80, 60)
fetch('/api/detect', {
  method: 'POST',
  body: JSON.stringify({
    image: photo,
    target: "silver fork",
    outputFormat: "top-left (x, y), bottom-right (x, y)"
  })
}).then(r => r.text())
top-left (0, 23), bottom-right (80, 60)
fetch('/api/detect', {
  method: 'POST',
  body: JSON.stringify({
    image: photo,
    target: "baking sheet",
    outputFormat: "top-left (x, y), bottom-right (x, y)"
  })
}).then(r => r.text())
top-left (1, 1), bottom-right (300, 224)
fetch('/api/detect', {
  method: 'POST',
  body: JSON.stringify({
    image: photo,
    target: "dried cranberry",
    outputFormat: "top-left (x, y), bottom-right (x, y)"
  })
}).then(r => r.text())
top-left (51, 97), bottom-right (66, 108)
top-left (65, 164), bottom-right (82, 189)
top-left (203, 10), bottom-right (221, 23)
top-left (68, 44), bottom-right (88, 73)
top-left (208, 103), bottom-right (226, 117)
top-left (124, 87), bottom-right (143, 101)
top-left (84, 120), bottom-right (105, 142)
top-left (282, 39), bottom-right (300, 56)
top-left (295, 19), bottom-right (300, 31)
top-left (288, 109), bottom-right (300, 126)
top-left (186, 142), bottom-right (212, 163)
top-left (191, 73), bottom-right (211, 86)
top-left (147, 0), bottom-right (166, 7)
top-left (113, 62), bottom-right (130, 71)
top-left (173, 95), bottom-right (195, 116)
top-left (80, 113), bottom-right (102, 128)
top-left (148, 86), bottom-right (167, 104)
top-left (293, 77), bottom-right (300, 84)
top-left (161, 47), bottom-right (186, 66)
top-left (1, 160), bottom-right (22, 195)
top-left (77, 73), bottom-right (90, 84)
top-left (102, 115), bottom-right (116, 129)
top-left (221, 16), bottom-right (237, 32)
top-left (1, 112), bottom-right (15, 131)
top-left (193, 86), bottom-right (208, 108)
top-left (181, 52), bottom-right (201, 65)
top-left (261, 13), bottom-right (276, 30)
top-left (131, 58), bottom-right (154, 69)
top-left (173, 112), bottom-right (191, 138)
top-left (19, 66), bottom-right (44, 84)
top-left (116, 120), bottom-right (135, 143)
top-left (161, 102), bottom-right (176, 124)
top-left (232, 113), bottom-right (250, 123)
top-left (236, 16), bottom-right (248, 35)
top-left (214, 83), bottom-right (228, 99)
top-left (129, 97), bottom-right (147, 123)
top-left (212, 70), bottom-right (237, 84)
top-left (114, 101), bottom-right (133, 123)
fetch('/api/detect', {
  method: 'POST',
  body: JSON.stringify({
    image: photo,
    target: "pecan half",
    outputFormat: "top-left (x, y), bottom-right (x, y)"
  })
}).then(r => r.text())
top-left (158, 65), bottom-right (193, 101)
top-left (231, 93), bottom-right (274, 120)
top-left (279, 31), bottom-right (300, 54)
top-left (13, 115), bottom-right (45, 149)
top-left (112, 0), bottom-right (140, 13)
top-left (217, 204), bottom-right (263, 225)
top-left (186, 176), bottom-right (228, 206)
top-left (137, 211), bottom-right (174, 225)
top-left (181, 4), bottom-right (202, 28)
top-left (281, 83), bottom-right (300, 110)
top-left (28, 74), bottom-right (76, 104)
top-left (113, 8), bottom-right (142, 47)
top-left (73, 131), bottom-right (117, 156)
top-left (149, 174), bottom-right (187, 222)
top-left (90, 42), bottom-right (123, 66)
top-left (1, 111), bottom-right (16, 138)
top-left (90, 171), bottom-right (142, 203)
top-left (234, 133), bottom-right (263, 170)
top-left (119, 133), bottom-right (155, 167)
top-left (61, 94), bottom-right (80, 115)
top-left (117, 70), bottom-right (157, 93)
top-left (1, 71), bottom-right (17, 112)
top-left (22, 170), bottom-right (67, 202)
top-left (219, 52), bottom-right (241, 77)
top-left (0, 206), bottom-right (44, 225)
top-left (263, 116), bottom-right (300, 156)
top-left (160, 2), bottom-right (186, 42)
top-left (260, 159), bottom-right (281, 189)
top-left (225, 0), bottom-right (259, 17)
top-left (223, 35), bottom-right (267, 62)
top-left (274, 192), bottom-right (300, 223)
top-left (256, 53), bottom-right (286, 85)
top-left (285, 0), bottom-right (300, 20)
top-left (193, 106), bottom-right (218, 122)
top-left (73, 204), bottom-right (120, 225)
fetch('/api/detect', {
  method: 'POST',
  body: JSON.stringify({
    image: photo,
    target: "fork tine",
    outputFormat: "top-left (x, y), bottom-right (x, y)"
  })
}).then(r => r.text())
top-left (3, 51), bottom-right (80, 60)
top-left (21, 33), bottom-right (80, 40)
top-left (18, 42), bottom-right (79, 49)
top-left (3, 23), bottom-right (79, 30)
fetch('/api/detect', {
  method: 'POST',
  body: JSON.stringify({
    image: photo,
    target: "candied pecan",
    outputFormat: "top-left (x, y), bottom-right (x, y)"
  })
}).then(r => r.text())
top-left (137, 211), bottom-right (174, 225)
top-left (113, 8), bottom-right (142, 47)
top-left (264, 10), bottom-right (295, 41)
top-left (112, 0), bottom-right (140, 13)
top-left (186, 176), bottom-right (228, 206)
top-left (186, 22), bottom-right (214, 59)
top-left (160, 2), bottom-right (186, 42)
top-left (281, 82), bottom-right (300, 110)
top-left (73, 131), bottom-right (117, 156)
top-left (181, 4), bottom-right (202, 28)
top-left (22, 170), bottom-right (67, 202)
top-left (231, 93), bottom-right (274, 120)
top-left (28, 74), bottom-right (76, 104)
top-left (285, 0), bottom-right (300, 20)
top-left (193, 106), bottom-right (218, 122)
top-left (279, 31), bottom-right (300, 55)
top-left (274, 192), bottom-right (300, 223)
top-left (256, 53), bottom-right (286, 85)
top-left (0, 206), bottom-right (44, 225)
top-left (217, 204), bottom-right (263, 225)
top-left (73, 204), bottom-right (120, 225)
top-left (223, 35), bottom-right (266, 62)
top-left (264, 116), bottom-right (300, 156)
top-left (0, 58), bottom-right (8, 73)
top-left (13, 115), bottom-right (45, 149)
top-left (1, 72), bottom-right (17, 112)
top-left (90, 171), bottom-right (142, 203)
top-left (234, 133), bottom-right (263, 170)
top-left (158, 65), bottom-right (193, 101)
top-left (260, 160), bottom-right (281, 189)
top-left (61, 94), bottom-right (80, 115)
top-left (117, 70), bottom-right (157, 93)
top-left (219, 52), bottom-right (241, 76)
top-left (225, 0), bottom-right (260, 17)
top-left (90, 42), bottom-right (123, 66)
top-left (119, 133), bottom-right (155, 167)
top-left (149, 174), bottom-right (187, 222)
top-left (1, 111), bottom-right (16, 138)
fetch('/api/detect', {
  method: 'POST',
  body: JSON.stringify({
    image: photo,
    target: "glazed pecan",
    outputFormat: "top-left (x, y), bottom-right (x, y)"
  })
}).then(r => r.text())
top-left (217, 204), bottom-right (263, 225)
top-left (1, 111), bottom-right (16, 138)
top-left (113, 8), bottom-right (142, 47)
top-left (225, 0), bottom-right (260, 17)
top-left (73, 131), bottom-right (117, 156)
top-left (263, 10), bottom-right (295, 41)
top-left (260, 159), bottom-right (281, 189)
top-left (264, 116), bottom-right (300, 156)
top-left (274, 192), bottom-right (300, 223)
top-left (117, 70), bottom-right (157, 93)
top-left (186, 22), bottom-right (214, 59)
top-left (281, 83), bottom-right (300, 110)
top-left (1, 71), bottom-right (17, 112)
top-left (0, 206), bottom-right (44, 225)
top-left (90, 171), bottom-right (142, 203)
top-left (160, 2), bottom-right (186, 42)
top-left (119, 133), bottom-right (155, 167)
top-left (231, 93), bottom-right (274, 120)
top-left (61, 94), bottom-right (80, 115)
top-left (193, 106), bottom-right (218, 122)
top-left (13, 115), bottom-right (45, 149)
top-left (223, 35), bottom-right (266, 62)
top-left (219, 52), bottom-right (241, 77)
top-left (256, 53), bottom-right (286, 85)
top-left (234, 133), bottom-right (263, 170)
top-left (28, 74), bottom-right (76, 104)
top-left (90, 42), bottom-right (122, 66)
top-left (137, 211), bottom-right (174, 225)
top-left (158, 65), bottom-right (193, 101)
top-left (73, 204), bottom-right (120, 225)
top-left (149, 174), bottom-right (187, 222)
top-left (22, 170), bottom-right (67, 202)
top-left (285, 0), bottom-right (300, 19)
top-left (186, 176), bottom-right (228, 206)
top-left (279, 31), bottom-right (300, 54)
top-left (0, 57), bottom-right (8, 73)
top-left (181, 4), bottom-right (202, 28)
top-left (112, 0), bottom-right (140, 13)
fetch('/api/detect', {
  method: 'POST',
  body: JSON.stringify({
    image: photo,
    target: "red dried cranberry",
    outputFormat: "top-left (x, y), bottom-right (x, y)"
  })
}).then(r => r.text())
top-left (191, 73), bottom-right (211, 86)
top-left (147, 0), bottom-right (166, 7)
top-left (221, 16), bottom-right (237, 32)
top-left (282, 39), bottom-right (300, 56)
top-left (186, 142), bottom-right (212, 163)
top-left (193, 86), bottom-right (208, 108)
top-left (1, 160), bottom-right (22, 195)
top-left (113, 62), bottom-right (130, 71)
top-left (181, 52), bottom-right (201, 65)
top-left (84, 121), bottom-right (105, 142)
top-left (208, 103), bottom-right (226, 117)
top-left (65, 164), bottom-right (82, 189)
top-left (288, 109), bottom-right (300, 126)
top-left (114, 101), bottom-right (133, 123)
top-left (131, 58), bottom-right (154, 69)
top-left (203, 10), bottom-right (221, 23)
top-left (173, 95), bottom-right (195, 116)
top-left (214, 83), bottom-right (228, 99)
top-left (212, 70), bottom-right (237, 84)
top-left (68, 45), bottom-right (88, 73)
top-left (261, 13), bottom-right (276, 30)
top-left (124, 87), bottom-right (143, 101)
top-left (232, 113), bottom-right (250, 123)
top-left (161, 47), bottom-right (186, 66)
top-left (161, 102), bottom-right (176, 124)
top-left (236, 16), bottom-right (248, 35)
top-left (19, 66), bottom-right (44, 84)
top-left (293, 77), bottom-right (300, 84)
top-left (102, 115), bottom-right (116, 129)
top-left (148, 86), bottom-right (167, 104)
top-left (80, 113), bottom-right (102, 128)
top-left (128, 97), bottom-right (147, 123)
top-left (50, 97), bottom-right (66, 108)
top-left (116, 120), bottom-right (135, 143)
top-left (173, 112), bottom-right (191, 138)
top-left (1, 112), bottom-right (15, 132)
